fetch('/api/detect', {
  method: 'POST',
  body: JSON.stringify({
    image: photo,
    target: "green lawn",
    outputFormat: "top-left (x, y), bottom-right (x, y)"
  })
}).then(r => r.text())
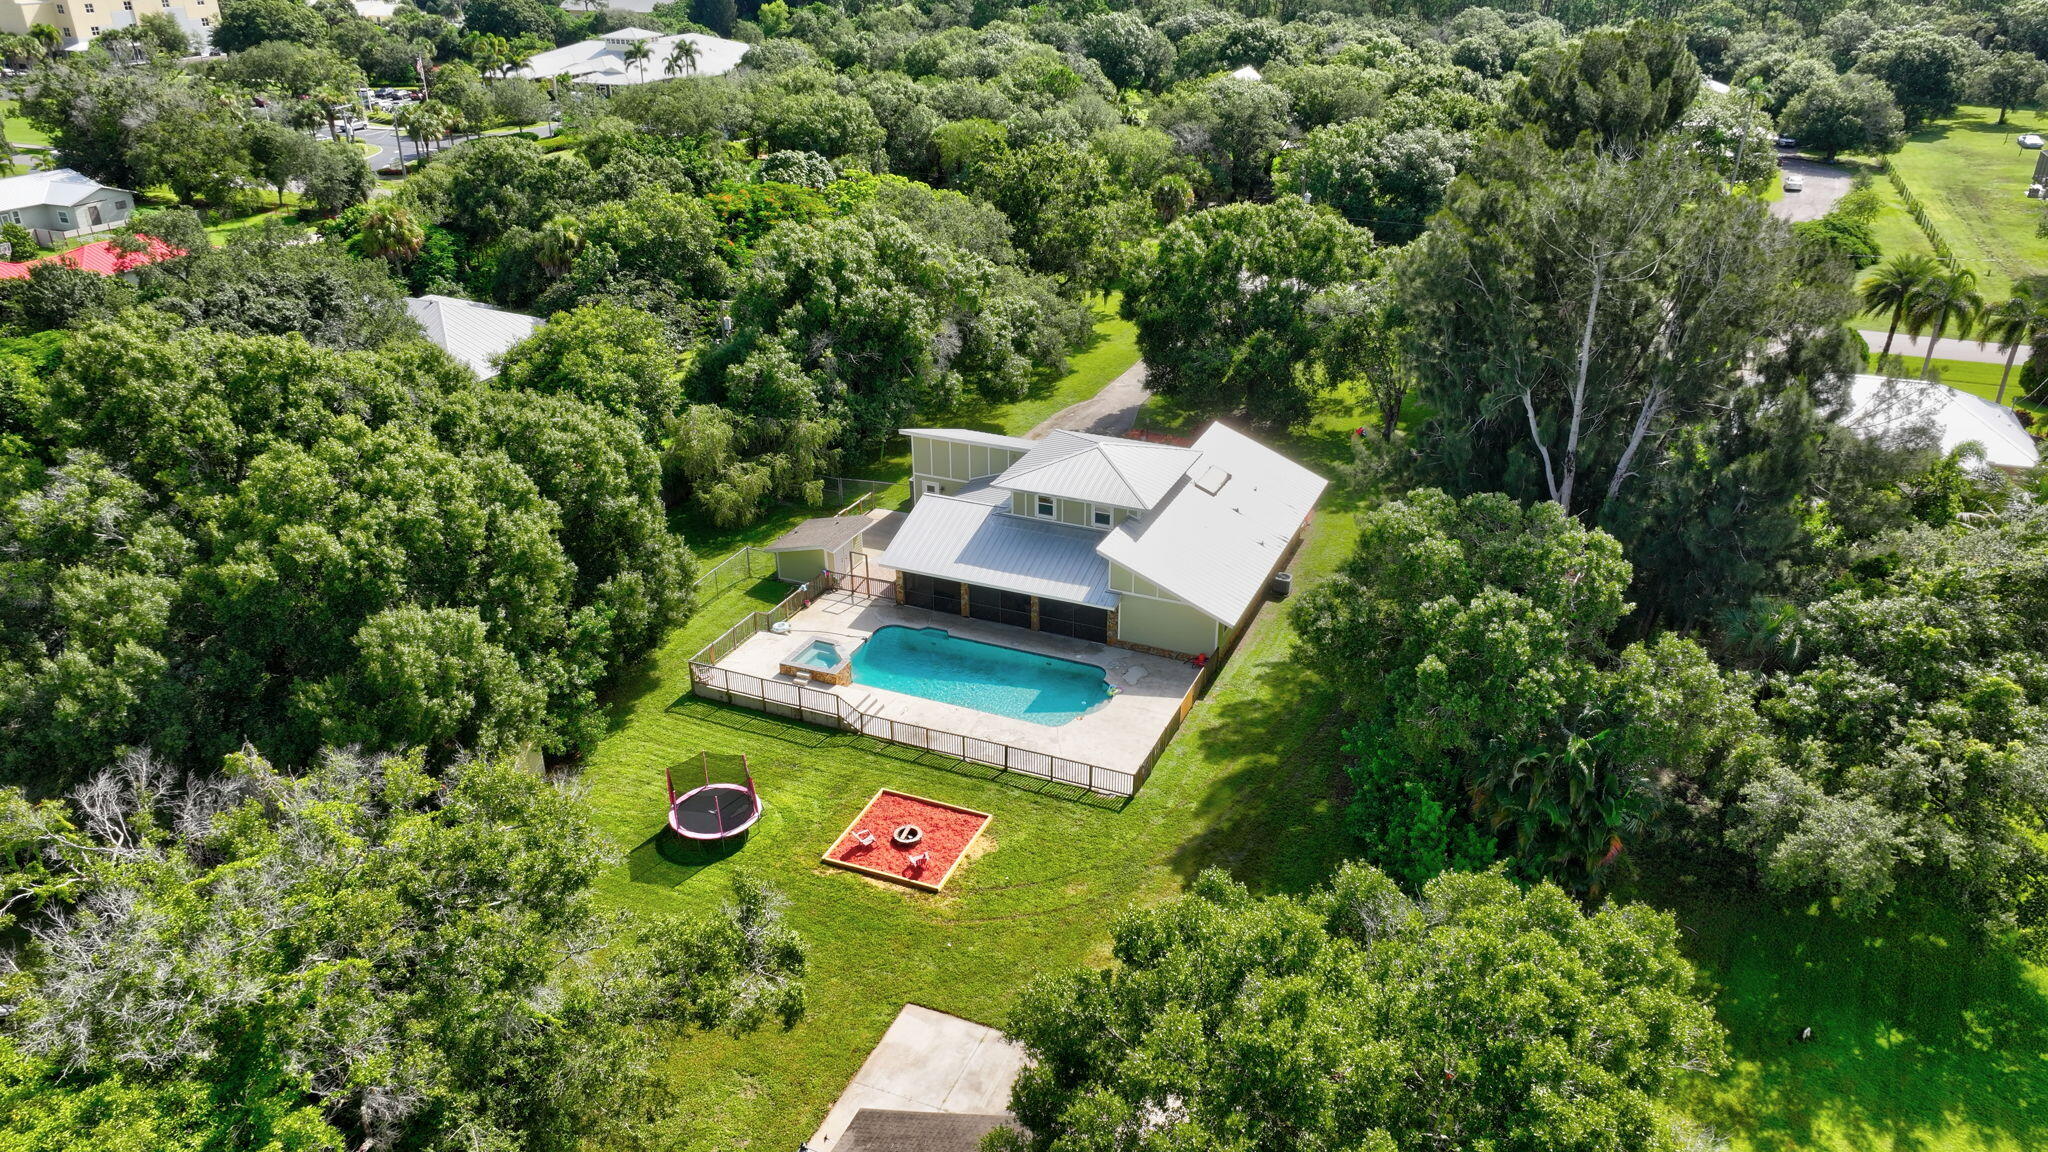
top-left (1883, 105), bottom-right (2048, 300)
top-left (1864, 352), bottom-right (2044, 412)
top-left (576, 459), bottom-right (1363, 1149)
top-left (1635, 865), bottom-right (2048, 1152)
top-left (0, 101), bottom-right (50, 150)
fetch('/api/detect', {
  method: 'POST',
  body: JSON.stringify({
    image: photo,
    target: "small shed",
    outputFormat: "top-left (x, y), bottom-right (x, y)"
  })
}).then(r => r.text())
top-left (763, 515), bottom-right (871, 583)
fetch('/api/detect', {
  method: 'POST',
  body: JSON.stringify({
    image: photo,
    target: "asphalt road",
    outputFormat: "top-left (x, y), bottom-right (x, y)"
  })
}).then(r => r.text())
top-left (1860, 329), bottom-right (2032, 366)
top-left (321, 121), bottom-right (556, 178)
top-left (1769, 155), bottom-right (1853, 222)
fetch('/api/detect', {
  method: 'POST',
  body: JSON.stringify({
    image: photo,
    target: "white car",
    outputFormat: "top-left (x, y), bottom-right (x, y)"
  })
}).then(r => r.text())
top-left (2020, 134), bottom-right (2045, 149)
top-left (1783, 173), bottom-right (1805, 192)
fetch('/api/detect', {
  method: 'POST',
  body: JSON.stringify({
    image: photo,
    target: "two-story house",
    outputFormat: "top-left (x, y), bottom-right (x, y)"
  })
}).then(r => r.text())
top-left (879, 423), bottom-right (1325, 659)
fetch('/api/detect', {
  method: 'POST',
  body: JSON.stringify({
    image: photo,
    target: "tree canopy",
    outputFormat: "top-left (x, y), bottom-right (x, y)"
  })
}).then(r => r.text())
top-left (999, 865), bottom-right (1723, 1152)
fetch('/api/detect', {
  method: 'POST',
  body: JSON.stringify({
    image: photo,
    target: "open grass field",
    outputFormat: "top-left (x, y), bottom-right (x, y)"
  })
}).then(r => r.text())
top-left (1883, 105), bottom-right (2048, 300)
top-left (0, 101), bottom-right (50, 150)
top-left (1639, 865), bottom-right (2048, 1152)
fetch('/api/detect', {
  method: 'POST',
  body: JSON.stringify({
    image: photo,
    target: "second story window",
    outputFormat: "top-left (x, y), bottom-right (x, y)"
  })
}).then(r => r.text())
top-left (1091, 506), bottom-right (1113, 528)
top-left (1035, 495), bottom-right (1055, 519)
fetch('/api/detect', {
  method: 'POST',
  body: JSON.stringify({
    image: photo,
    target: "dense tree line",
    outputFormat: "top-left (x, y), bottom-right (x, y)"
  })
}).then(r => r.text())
top-left (0, 749), bottom-right (805, 1151)
top-left (0, 232), bottom-right (694, 790)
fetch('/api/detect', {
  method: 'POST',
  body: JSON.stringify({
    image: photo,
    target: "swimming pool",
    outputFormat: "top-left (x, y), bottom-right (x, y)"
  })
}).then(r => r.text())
top-left (851, 626), bottom-right (1111, 726)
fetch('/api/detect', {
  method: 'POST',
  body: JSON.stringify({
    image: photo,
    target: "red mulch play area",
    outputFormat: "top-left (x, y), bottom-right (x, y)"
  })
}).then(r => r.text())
top-left (823, 789), bottom-right (992, 893)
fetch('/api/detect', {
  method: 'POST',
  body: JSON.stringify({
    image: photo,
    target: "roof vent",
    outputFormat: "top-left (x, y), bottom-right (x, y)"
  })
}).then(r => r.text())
top-left (1192, 465), bottom-right (1231, 495)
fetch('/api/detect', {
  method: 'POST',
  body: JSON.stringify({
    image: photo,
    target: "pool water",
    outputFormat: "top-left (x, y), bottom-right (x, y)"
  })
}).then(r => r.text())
top-left (791, 639), bottom-right (847, 671)
top-left (852, 626), bottom-right (1111, 726)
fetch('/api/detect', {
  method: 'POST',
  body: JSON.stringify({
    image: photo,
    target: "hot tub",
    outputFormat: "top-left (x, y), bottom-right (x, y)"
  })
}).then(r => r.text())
top-left (780, 637), bottom-right (855, 685)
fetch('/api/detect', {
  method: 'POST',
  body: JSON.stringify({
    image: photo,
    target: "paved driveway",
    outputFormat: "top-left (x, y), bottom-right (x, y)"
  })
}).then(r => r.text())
top-left (807, 1004), bottom-right (1027, 1149)
top-left (1770, 156), bottom-right (1852, 222)
top-left (1027, 359), bottom-right (1149, 438)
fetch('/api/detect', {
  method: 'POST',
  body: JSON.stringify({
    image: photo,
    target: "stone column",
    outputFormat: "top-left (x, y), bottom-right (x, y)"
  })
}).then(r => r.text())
top-left (959, 583), bottom-right (971, 618)
top-left (894, 572), bottom-right (906, 604)
top-left (1029, 595), bottom-right (1040, 631)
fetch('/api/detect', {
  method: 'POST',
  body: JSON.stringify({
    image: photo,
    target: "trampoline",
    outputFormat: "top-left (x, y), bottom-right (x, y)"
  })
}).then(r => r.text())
top-left (666, 752), bottom-right (764, 841)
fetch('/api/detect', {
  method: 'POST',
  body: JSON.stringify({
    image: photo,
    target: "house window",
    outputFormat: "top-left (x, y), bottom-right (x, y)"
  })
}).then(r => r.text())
top-left (1091, 506), bottom-right (1113, 528)
top-left (114, 200), bottom-right (128, 210)
top-left (922, 481), bottom-right (941, 496)
top-left (199, 15), bottom-right (209, 23)
top-left (123, 1), bottom-right (133, 9)
top-left (55, 211), bottom-right (70, 225)
top-left (83, 3), bottom-right (93, 12)
top-left (1035, 495), bottom-right (1055, 519)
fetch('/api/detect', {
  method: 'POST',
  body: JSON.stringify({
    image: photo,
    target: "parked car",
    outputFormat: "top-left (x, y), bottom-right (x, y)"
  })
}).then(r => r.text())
top-left (1783, 173), bottom-right (1805, 192)
top-left (2021, 134), bottom-right (2045, 149)
top-left (1774, 135), bottom-right (1797, 147)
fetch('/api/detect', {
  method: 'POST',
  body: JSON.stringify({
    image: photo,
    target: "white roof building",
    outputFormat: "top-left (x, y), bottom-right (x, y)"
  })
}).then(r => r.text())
top-left (0, 168), bottom-right (120, 215)
top-left (517, 29), bottom-right (750, 88)
top-left (406, 295), bottom-right (542, 379)
top-left (1846, 374), bottom-right (2041, 472)
top-left (882, 423), bottom-right (1325, 656)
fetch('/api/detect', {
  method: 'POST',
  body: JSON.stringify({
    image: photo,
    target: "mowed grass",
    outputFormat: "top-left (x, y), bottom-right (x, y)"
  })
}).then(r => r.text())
top-left (1636, 865), bottom-right (2048, 1152)
top-left (0, 101), bottom-right (50, 150)
top-left (1885, 105), bottom-right (2048, 299)
top-left (574, 479), bottom-right (1362, 1149)
top-left (1864, 352), bottom-right (2046, 413)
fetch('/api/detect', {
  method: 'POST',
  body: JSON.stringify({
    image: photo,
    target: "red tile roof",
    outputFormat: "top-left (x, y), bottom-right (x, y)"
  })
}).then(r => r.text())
top-left (0, 236), bottom-right (183, 280)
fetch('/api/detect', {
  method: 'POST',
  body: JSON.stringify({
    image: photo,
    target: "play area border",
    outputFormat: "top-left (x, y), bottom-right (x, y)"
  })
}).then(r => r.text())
top-left (822, 788), bottom-right (993, 894)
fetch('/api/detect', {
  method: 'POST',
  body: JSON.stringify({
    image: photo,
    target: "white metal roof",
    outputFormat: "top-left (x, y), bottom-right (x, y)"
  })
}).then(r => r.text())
top-left (902, 427), bottom-right (1039, 453)
top-left (519, 31), bottom-right (750, 86)
top-left (0, 168), bottom-right (120, 214)
top-left (1097, 423), bottom-right (1326, 623)
top-left (405, 295), bottom-right (542, 379)
top-left (1846, 374), bottom-right (2040, 471)
top-left (878, 494), bottom-right (1117, 609)
top-left (993, 430), bottom-right (1201, 511)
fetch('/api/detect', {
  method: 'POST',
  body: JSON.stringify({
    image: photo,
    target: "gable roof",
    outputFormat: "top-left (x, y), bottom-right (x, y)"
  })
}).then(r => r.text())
top-left (879, 493), bottom-right (1116, 608)
top-left (762, 515), bottom-right (870, 554)
top-left (1097, 423), bottom-right (1326, 623)
top-left (837, 1110), bottom-right (1017, 1152)
top-left (405, 295), bottom-right (542, 379)
top-left (993, 430), bottom-right (1201, 510)
top-left (1847, 374), bottom-right (2040, 471)
top-left (0, 236), bottom-right (180, 280)
top-left (903, 427), bottom-right (1039, 453)
top-left (0, 168), bottom-right (124, 215)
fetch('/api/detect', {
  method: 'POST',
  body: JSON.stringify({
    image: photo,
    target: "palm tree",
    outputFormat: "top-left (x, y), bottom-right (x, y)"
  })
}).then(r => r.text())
top-left (622, 39), bottom-right (653, 83)
top-left (360, 203), bottom-right (424, 264)
top-left (535, 216), bottom-right (583, 278)
top-left (1976, 278), bottom-right (2048, 403)
top-left (1859, 254), bottom-right (1941, 360)
top-left (1905, 264), bottom-right (1986, 379)
top-left (666, 37), bottom-right (700, 78)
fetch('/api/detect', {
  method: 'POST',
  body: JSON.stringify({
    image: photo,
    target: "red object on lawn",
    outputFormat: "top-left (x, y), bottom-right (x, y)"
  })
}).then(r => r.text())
top-left (823, 789), bottom-right (992, 893)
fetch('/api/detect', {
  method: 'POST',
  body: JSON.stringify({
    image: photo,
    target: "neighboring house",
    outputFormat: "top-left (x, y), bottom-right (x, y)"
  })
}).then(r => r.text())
top-left (517, 28), bottom-right (749, 90)
top-left (405, 294), bottom-right (542, 379)
top-left (1846, 373), bottom-right (2042, 473)
top-left (0, 235), bottom-right (179, 280)
top-left (0, 169), bottom-right (135, 247)
top-left (3, 0), bottom-right (215, 49)
top-left (881, 423), bottom-right (1325, 659)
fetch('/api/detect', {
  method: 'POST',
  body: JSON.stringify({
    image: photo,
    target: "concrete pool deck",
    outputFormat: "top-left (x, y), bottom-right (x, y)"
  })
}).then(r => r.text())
top-left (711, 591), bottom-right (1198, 777)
